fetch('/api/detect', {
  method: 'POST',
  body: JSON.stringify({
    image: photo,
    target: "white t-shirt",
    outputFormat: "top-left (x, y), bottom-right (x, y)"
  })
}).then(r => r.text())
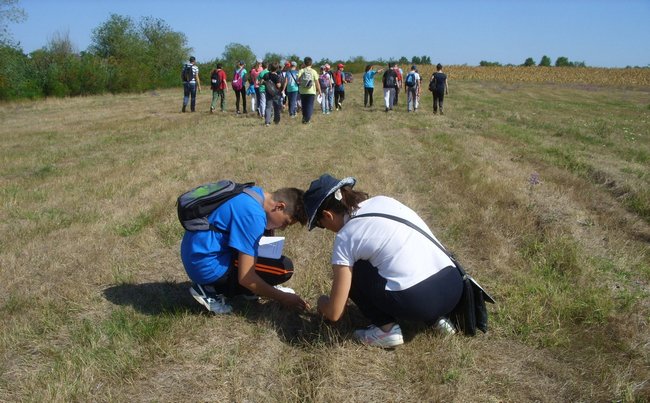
top-left (331, 196), bottom-right (454, 291)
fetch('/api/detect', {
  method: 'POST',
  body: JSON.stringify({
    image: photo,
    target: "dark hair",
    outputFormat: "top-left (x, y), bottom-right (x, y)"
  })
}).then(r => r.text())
top-left (365, 65), bottom-right (372, 72)
top-left (189, 56), bottom-right (196, 63)
top-left (436, 63), bottom-right (443, 71)
top-left (304, 56), bottom-right (312, 66)
top-left (269, 62), bottom-right (278, 72)
top-left (216, 63), bottom-right (222, 69)
top-left (272, 188), bottom-right (307, 225)
top-left (262, 61), bottom-right (267, 68)
top-left (317, 186), bottom-right (369, 220)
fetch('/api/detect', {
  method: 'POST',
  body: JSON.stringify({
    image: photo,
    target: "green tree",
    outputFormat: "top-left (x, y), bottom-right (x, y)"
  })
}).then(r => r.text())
top-left (421, 55), bottom-right (431, 65)
top-left (479, 60), bottom-right (501, 67)
top-left (411, 56), bottom-right (422, 64)
top-left (555, 56), bottom-right (571, 67)
top-left (139, 16), bottom-right (188, 87)
top-left (0, 0), bottom-right (26, 46)
top-left (523, 57), bottom-right (535, 66)
top-left (221, 42), bottom-right (256, 71)
top-left (539, 55), bottom-right (551, 66)
top-left (263, 52), bottom-right (283, 65)
top-left (398, 56), bottom-right (409, 64)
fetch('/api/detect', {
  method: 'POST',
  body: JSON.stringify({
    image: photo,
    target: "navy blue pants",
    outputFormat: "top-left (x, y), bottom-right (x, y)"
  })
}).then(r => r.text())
top-left (348, 260), bottom-right (463, 327)
top-left (300, 94), bottom-right (315, 123)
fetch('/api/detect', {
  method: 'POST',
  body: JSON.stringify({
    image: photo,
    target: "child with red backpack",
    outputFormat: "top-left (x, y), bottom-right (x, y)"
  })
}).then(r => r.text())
top-left (210, 63), bottom-right (228, 113)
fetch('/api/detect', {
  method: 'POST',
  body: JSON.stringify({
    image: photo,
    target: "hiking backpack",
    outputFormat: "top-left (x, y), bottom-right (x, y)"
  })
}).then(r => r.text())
top-left (265, 76), bottom-right (280, 98)
top-left (232, 69), bottom-right (243, 91)
top-left (384, 72), bottom-right (396, 88)
top-left (177, 180), bottom-right (262, 232)
top-left (319, 72), bottom-right (331, 89)
top-left (211, 70), bottom-right (222, 90)
top-left (181, 64), bottom-right (194, 82)
top-left (299, 69), bottom-right (313, 89)
top-left (405, 72), bottom-right (416, 87)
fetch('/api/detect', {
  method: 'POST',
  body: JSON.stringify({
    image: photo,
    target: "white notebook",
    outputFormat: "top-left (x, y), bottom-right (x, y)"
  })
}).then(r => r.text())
top-left (258, 236), bottom-right (285, 259)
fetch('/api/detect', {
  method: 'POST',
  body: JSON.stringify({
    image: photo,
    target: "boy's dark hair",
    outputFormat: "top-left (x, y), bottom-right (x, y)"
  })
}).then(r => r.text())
top-left (272, 188), bottom-right (308, 225)
top-left (437, 63), bottom-right (443, 71)
top-left (365, 65), bottom-right (372, 72)
top-left (262, 61), bottom-right (267, 68)
top-left (217, 63), bottom-right (223, 69)
top-left (189, 56), bottom-right (196, 63)
top-left (269, 62), bottom-right (278, 72)
top-left (304, 57), bottom-right (312, 66)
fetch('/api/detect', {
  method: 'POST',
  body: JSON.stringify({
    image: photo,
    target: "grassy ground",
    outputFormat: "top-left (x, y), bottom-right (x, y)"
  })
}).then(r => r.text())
top-left (1, 75), bottom-right (649, 402)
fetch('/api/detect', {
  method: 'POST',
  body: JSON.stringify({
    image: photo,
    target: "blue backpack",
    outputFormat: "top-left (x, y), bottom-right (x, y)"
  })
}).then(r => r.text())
top-left (405, 72), bottom-right (416, 87)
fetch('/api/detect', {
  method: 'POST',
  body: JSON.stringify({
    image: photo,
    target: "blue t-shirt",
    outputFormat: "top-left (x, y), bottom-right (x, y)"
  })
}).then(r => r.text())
top-left (180, 187), bottom-right (266, 284)
top-left (363, 70), bottom-right (377, 88)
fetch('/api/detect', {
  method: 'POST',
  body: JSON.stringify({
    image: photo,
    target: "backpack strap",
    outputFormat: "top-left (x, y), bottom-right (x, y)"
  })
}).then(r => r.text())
top-left (208, 188), bottom-right (264, 233)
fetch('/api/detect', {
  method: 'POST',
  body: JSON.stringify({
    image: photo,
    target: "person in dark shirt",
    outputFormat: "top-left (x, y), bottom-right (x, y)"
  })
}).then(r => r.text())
top-left (264, 62), bottom-right (284, 126)
top-left (429, 63), bottom-right (449, 114)
top-left (382, 63), bottom-right (398, 112)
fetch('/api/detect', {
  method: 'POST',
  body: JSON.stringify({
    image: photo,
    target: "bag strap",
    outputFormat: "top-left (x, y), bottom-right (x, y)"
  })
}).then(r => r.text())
top-left (352, 212), bottom-right (495, 303)
top-left (352, 212), bottom-right (465, 276)
top-left (208, 188), bottom-right (264, 233)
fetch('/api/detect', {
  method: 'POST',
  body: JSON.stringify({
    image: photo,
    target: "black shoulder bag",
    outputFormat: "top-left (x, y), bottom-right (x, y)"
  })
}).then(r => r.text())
top-left (352, 212), bottom-right (495, 336)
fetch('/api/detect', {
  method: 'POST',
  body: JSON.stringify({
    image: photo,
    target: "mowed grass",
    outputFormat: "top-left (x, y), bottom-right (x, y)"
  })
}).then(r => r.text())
top-left (1, 76), bottom-right (649, 402)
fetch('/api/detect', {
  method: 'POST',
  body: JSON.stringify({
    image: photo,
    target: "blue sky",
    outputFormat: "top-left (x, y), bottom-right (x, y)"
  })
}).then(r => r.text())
top-left (7, 0), bottom-right (650, 67)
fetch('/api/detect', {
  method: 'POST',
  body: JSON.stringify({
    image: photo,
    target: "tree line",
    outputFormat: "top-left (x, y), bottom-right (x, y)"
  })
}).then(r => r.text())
top-left (480, 55), bottom-right (587, 67)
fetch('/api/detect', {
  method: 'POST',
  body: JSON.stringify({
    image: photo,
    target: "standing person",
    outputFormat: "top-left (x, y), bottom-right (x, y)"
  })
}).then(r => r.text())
top-left (297, 56), bottom-right (321, 124)
top-left (303, 174), bottom-right (463, 348)
top-left (232, 61), bottom-right (247, 114)
top-left (250, 61), bottom-right (263, 116)
top-left (429, 63), bottom-right (449, 114)
top-left (333, 63), bottom-right (346, 110)
top-left (405, 65), bottom-right (420, 112)
top-left (209, 63), bottom-right (228, 113)
top-left (393, 64), bottom-right (403, 105)
top-left (181, 183), bottom-right (309, 314)
top-left (382, 63), bottom-right (398, 112)
top-left (263, 62), bottom-right (284, 126)
top-left (318, 66), bottom-right (333, 114)
top-left (256, 62), bottom-right (269, 118)
top-left (363, 64), bottom-right (383, 108)
top-left (285, 61), bottom-right (299, 118)
top-left (181, 56), bottom-right (201, 113)
top-left (325, 64), bottom-right (335, 113)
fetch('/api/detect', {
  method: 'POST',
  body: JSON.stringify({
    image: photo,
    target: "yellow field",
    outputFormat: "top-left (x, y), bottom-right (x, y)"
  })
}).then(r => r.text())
top-left (410, 65), bottom-right (650, 87)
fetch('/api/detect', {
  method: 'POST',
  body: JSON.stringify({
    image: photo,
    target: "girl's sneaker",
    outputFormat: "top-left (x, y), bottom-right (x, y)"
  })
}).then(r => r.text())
top-left (353, 324), bottom-right (404, 348)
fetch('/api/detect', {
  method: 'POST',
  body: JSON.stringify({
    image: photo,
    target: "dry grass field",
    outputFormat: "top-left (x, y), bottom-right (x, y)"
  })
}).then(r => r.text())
top-left (1, 68), bottom-right (649, 402)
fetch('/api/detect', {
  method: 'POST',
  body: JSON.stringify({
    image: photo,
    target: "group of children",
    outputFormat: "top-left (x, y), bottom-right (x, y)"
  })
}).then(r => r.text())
top-left (182, 57), bottom-right (449, 121)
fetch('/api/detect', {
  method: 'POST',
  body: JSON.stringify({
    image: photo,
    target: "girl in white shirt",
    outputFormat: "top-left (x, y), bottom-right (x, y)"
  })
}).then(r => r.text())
top-left (304, 174), bottom-right (463, 348)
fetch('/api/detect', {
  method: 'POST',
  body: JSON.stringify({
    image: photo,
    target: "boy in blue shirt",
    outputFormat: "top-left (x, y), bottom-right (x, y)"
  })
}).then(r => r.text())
top-left (181, 186), bottom-right (309, 313)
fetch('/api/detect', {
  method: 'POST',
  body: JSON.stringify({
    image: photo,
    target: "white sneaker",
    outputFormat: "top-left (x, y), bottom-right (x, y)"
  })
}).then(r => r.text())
top-left (273, 285), bottom-right (295, 294)
top-left (353, 324), bottom-right (404, 348)
top-left (189, 284), bottom-right (233, 314)
top-left (433, 317), bottom-right (456, 336)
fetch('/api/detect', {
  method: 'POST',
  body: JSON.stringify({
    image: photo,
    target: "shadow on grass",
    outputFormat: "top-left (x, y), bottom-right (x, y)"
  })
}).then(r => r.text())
top-left (103, 281), bottom-right (428, 347)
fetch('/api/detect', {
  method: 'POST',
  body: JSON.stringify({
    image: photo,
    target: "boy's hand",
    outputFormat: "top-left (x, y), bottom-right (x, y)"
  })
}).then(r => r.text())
top-left (281, 293), bottom-right (311, 311)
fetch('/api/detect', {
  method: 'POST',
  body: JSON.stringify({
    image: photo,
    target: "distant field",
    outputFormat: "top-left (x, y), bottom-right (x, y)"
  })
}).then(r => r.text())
top-left (0, 74), bottom-right (649, 402)
top-left (407, 65), bottom-right (650, 87)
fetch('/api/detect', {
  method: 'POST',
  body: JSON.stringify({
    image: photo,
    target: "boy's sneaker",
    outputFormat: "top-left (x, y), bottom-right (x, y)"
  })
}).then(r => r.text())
top-left (353, 324), bottom-right (404, 348)
top-left (189, 284), bottom-right (233, 314)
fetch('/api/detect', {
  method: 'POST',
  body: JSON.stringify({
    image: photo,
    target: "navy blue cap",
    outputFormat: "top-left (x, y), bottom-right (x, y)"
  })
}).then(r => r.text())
top-left (304, 174), bottom-right (356, 230)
